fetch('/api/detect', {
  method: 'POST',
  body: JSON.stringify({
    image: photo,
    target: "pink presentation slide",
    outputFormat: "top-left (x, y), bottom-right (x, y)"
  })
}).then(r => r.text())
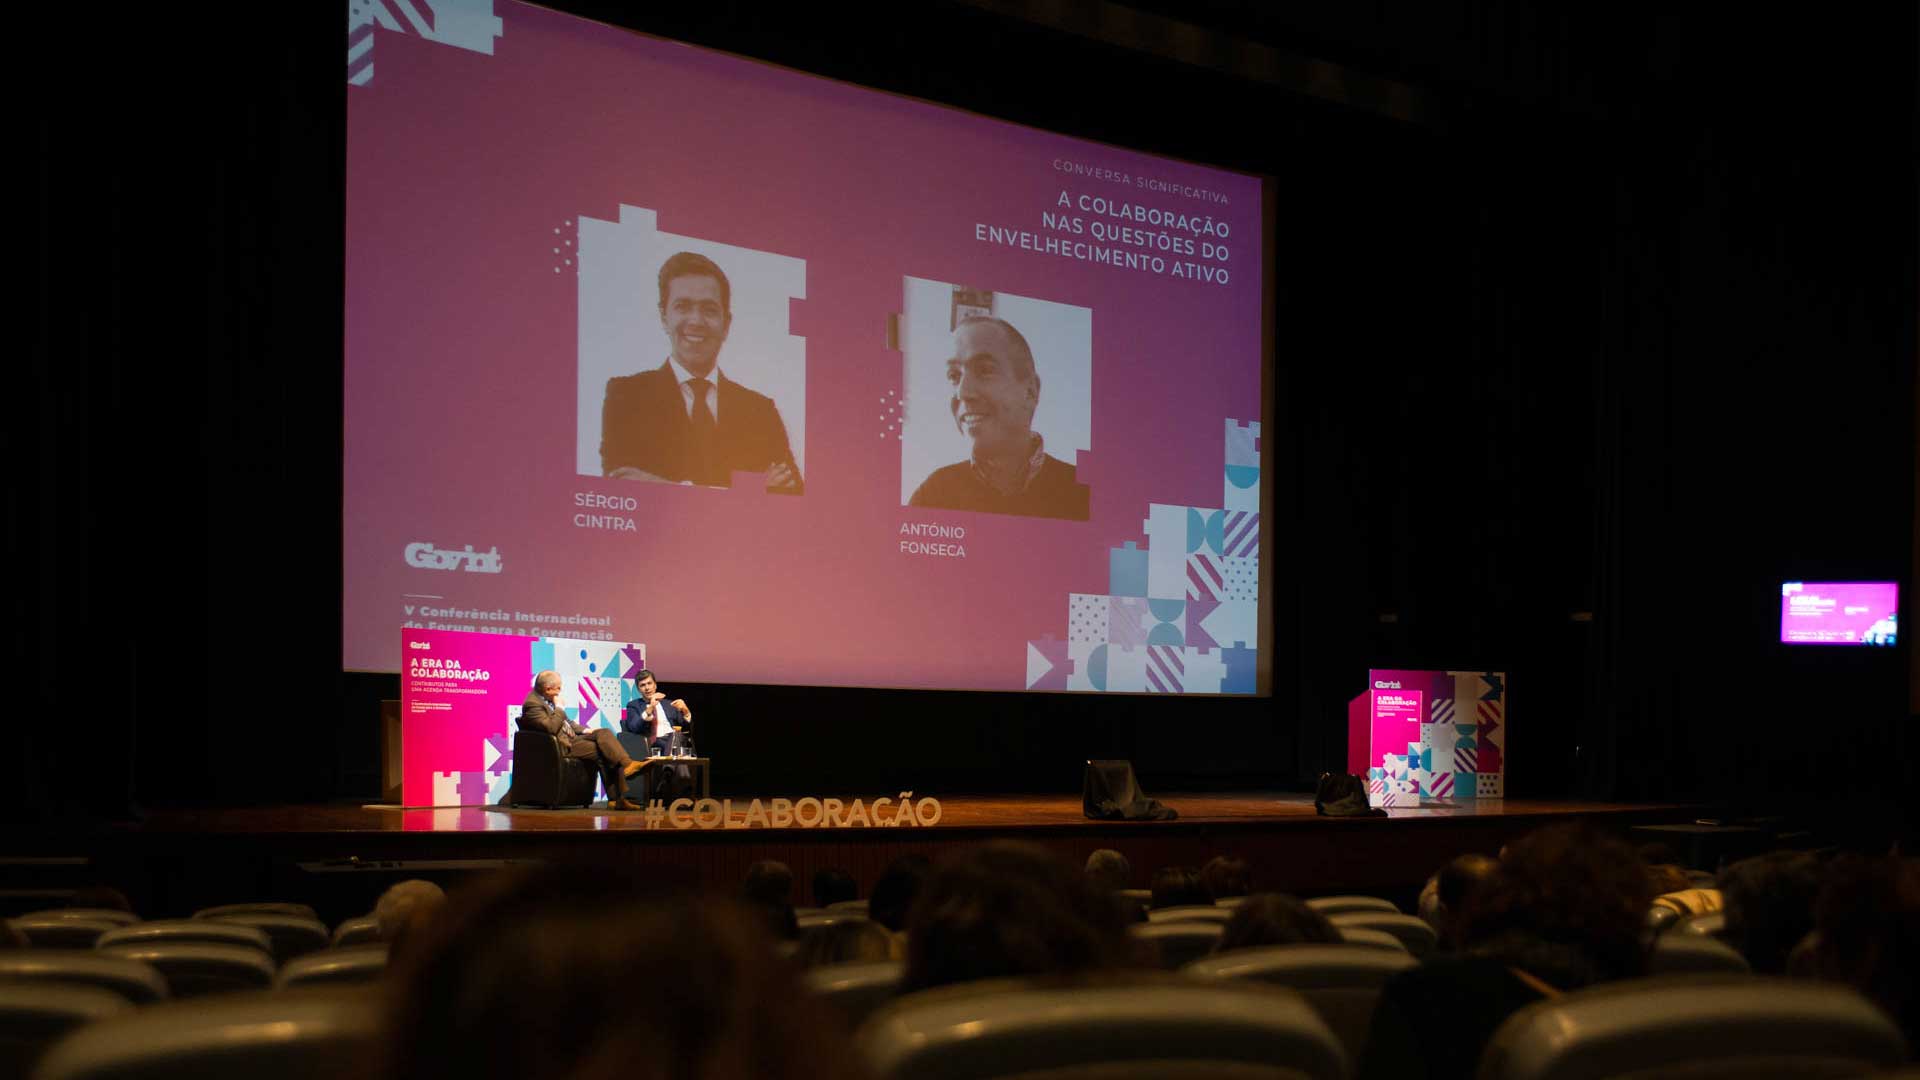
top-left (1779, 582), bottom-right (1899, 645)
top-left (346, 4), bottom-right (1267, 693)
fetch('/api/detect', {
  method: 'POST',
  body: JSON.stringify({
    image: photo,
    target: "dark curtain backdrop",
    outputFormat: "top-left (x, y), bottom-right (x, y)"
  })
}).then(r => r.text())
top-left (16, 3), bottom-right (1914, 823)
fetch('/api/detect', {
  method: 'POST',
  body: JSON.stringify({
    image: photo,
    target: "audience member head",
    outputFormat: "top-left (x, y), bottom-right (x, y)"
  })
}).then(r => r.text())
top-left (1200, 856), bottom-right (1252, 900)
top-left (1811, 854), bottom-right (1919, 1048)
top-left (1149, 867), bottom-right (1213, 910)
top-left (374, 878), bottom-right (447, 959)
top-left (1636, 841), bottom-right (1681, 868)
top-left (744, 860), bottom-right (794, 906)
top-left (868, 855), bottom-right (929, 933)
top-left (1458, 824), bottom-right (1654, 989)
top-left (1644, 863), bottom-right (1691, 895)
top-left (383, 862), bottom-right (871, 1080)
top-left (793, 919), bottom-right (894, 970)
top-left (0, 921), bottom-right (25, 949)
top-left (812, 867), bottom-right (858, 908)
top-left (1418, 852), bottom-right (1498, 951)
top-left (1718, 850), bottom-right (1822, 975)
top-left (1216, 893), bottom-right (1341, 953)
top-left (743, 859), bottom-right (799, 941)
top-left (1084, 849), bottom-right (1132, 893)
top-left (903, 841), bottom-right (1133, 993)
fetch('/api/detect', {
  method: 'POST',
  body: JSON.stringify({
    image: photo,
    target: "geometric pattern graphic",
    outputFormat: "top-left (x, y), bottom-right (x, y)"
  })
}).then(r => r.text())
top-left (1199, 601), bottom-right (1257, 654)
top-left (1421, 722), bottom-right (1459, 761)
top-left (1146, 598), bottom-right (1186, 646)
top-left (348, 0), bottom-right (504, 87)
top-left (1215, 556), bottom-right (1258, 602)
top-left (1476, 692), bottom-right (1505, 777)
top-left (1224, 419), bottom-right (1260, 512)
top-left (433, 768), bottom-right (512, 808)
top-left (1066, 640), bottom-right (1104, 692)
top-left (1144, 644), bottom-right (1184, 693)
top-left (1187, 553), bottom-right (1229, 600)
top-left (1183, 554), bottom-right (1257, 602)
top-left (1026, 637), bottom-right (1070, 692)
top-left (1219, 642), bottom-right (1256, 694)
top-left (1103, 645), bottom-right (1147, 693)
top-left (1067, 594), bottom-right (1108, 645)
top-left (1210, 510), bottom-right (1259, 558)
top-left (1109, 541), bottom-right (1148, 598)
top-left (1023, 418), bottom-right (1262, 694)
top-left (1184, 596), bottom-right (1221, 648)
top-left (1109, 597), bottom-right (1151, 648)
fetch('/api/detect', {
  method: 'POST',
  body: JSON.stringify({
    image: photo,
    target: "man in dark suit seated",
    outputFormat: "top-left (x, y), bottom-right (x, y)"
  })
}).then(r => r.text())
top-left (599, 251), bottom-right (803, 493)
top-left (518, 670), bottom-right (647, 810)
top-left (621, 668), bottom-right (696, 800)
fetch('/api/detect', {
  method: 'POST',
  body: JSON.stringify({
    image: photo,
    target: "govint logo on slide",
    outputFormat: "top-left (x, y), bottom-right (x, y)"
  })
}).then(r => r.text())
top-left (404, 542), bottom-right (503, 573)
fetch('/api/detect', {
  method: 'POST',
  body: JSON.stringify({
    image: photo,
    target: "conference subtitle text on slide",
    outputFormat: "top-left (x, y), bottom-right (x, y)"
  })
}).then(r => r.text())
top-left (400, 603), bottom-right (615, 641)
top-left (972, 190), bottom-right (1236, 285)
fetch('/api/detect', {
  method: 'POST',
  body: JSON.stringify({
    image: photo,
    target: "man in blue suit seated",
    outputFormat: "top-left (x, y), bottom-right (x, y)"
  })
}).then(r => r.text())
top-left (622, 668), bottom-right (696, 799)
top-left (599, 251), bottom-right (803, 493)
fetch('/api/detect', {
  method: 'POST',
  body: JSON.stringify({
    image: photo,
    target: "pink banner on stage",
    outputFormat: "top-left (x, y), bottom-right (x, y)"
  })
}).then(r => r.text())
top-left (400, 628), bottom-right (646, 806)
top-left (1350, 669), bottom-right (1506, 804)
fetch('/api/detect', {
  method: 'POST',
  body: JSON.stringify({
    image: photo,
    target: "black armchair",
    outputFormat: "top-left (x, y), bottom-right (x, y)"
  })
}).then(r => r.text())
top-left (508, 730), bottom-right (599, 808)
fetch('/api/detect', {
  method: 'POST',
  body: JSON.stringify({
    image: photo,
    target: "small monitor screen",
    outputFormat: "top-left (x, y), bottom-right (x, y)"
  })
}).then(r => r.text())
top-left (1779, 582), bottom-right (1899, 646)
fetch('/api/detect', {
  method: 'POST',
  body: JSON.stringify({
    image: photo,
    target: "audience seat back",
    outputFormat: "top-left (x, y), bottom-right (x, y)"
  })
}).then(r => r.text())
top-left (1334, 926), bottom-right (1408, 952)
top-left (191, 903), bottom-right (319, 922)
top-left (802, 959), bottom-right (903, 1028)
top-left (33, 986), bottom-right (380, 1080)
top-left (1677, 911), bottom-right (1726, 938)
top-left (797, 912), bottom-right (870, 931)
top-left (1648, 932), bottom-right (1750, 975)
top-left (0, 950), bottom-right (169, 1004)
top-left (1645, 906), bottom-right (1682, 934)
top-left (17, 910), bottom-right (140, 928)
top-left (273, 945), bottom-right (390, 990)
top-left (96, 921), bottom-right (272, 956)
top-left (9, 918), bottom-right (120, 950)
top-left (96, 943), bottom-right (275, 998)
top-left (204, 914), bottom-right (330, 964)
top-left (857, 977), bottom-right (1347, 1080)
top-left (0, 981), bottom-right (129, 1079)
top-left (1325, 912), bottom-right (1434, 957)
top-left (1146, 905), bottom-right (1232, 924)
top-left (1184, 943), bottom-right (1418, 1067)
top-left (329, 916), bottom-right (381, 949)
top-left (1305, 895), bottom-right (1399, 916)
top-left (1128, 922), bottom-right (1223, 969)
top-left (826, 899), bottom-right (870, 913)
top-left (1478, 975), bottom-right (1908, 1080)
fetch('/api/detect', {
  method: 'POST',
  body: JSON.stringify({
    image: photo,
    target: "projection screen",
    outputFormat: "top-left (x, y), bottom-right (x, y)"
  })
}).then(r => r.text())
top-left (346, 2), bottom-right (1270, 694)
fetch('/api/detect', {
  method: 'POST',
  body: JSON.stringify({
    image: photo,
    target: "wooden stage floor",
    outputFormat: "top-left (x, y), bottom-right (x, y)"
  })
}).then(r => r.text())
top-left (1, 793), bottom-right (1701, 922)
